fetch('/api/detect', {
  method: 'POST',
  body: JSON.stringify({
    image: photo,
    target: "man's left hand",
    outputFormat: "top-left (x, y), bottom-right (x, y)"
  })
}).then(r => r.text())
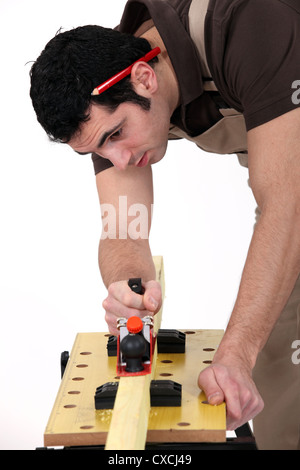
top-left (198, 360), bottom-right (264, 430)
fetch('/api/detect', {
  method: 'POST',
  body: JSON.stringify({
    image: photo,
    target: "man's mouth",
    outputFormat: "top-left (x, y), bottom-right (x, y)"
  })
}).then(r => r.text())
top-left (136, 152), bottom-right (149, 168)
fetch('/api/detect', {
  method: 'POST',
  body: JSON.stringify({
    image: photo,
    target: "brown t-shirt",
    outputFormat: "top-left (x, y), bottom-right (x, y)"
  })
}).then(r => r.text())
top-left (205, 0), bottom-right (300, 130)
top-left (92, 0), bottom-right (300, 174)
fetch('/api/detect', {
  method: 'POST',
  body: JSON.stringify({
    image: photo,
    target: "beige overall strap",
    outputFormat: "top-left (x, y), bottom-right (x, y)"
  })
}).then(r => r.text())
top-left (169, 0), bottom-right (248, 163)
top-left (189, 0), bottom-right (218, 91)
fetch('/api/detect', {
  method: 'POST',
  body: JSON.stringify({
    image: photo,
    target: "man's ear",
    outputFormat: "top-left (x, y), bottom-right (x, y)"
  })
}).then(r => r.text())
top-left (130, 62), bottom-right (158, 96)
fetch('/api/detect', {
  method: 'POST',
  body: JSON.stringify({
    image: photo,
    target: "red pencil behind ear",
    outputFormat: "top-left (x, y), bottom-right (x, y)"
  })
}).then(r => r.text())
top-left (91, 47), bottom-right (161, 95)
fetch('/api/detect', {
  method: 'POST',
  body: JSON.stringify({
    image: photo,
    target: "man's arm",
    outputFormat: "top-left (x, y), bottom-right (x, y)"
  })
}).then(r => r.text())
top-left (198, 108), bottom-right (300, 430)
top-left (96, 164), bottom-right (161, 335)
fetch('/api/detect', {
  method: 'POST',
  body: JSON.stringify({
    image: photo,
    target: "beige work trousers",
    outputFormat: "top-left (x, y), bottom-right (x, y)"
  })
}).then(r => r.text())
top-left (252, 208), bottom-right (300, 450)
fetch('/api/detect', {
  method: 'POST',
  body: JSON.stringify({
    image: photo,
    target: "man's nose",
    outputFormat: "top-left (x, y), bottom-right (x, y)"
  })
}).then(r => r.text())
top-left (110, 148), bottom-right (132, 171)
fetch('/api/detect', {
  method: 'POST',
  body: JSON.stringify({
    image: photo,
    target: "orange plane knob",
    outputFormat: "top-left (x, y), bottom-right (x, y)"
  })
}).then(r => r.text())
top-left (126, 316), bottom-right (143, 334)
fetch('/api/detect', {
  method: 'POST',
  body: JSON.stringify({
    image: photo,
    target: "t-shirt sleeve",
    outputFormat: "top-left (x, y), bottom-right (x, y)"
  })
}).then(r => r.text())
top-left (91, 153), bottom-right (114, 175)
top-left (214, 0), bottom-right (300, 130)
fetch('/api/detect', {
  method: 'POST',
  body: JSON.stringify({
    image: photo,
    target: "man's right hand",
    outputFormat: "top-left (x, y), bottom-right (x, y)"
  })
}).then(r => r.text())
top-left (102, 279), bottom-right (162, 335)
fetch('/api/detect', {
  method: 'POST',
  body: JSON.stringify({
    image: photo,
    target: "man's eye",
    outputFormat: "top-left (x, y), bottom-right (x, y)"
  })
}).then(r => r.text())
top-left (110, 129), bottom-right (122, 140)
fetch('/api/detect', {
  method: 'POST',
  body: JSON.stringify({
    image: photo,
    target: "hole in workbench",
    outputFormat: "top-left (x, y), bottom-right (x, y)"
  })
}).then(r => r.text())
top-left (68, 391), bottom-right (80, 395)
top-left (177, 422), bottom-right (191, 426)
top-left (64, 404), bottom-right (77, 409)
top-left (159, 373), bottom-right (173, 377)
top-left (203, 348), bottom-right (215, 351)
top-left (203, 360), bottom-right (212, 364)
top-left (80, 425), bottom-right (94, 430)
top-left (72, 377), bottom-right (85, 381)
top-left (76, 364), bottom-right (88, 368)
top-left (80, 351), bottom-right (92, 355)
top-left (184, 331), bottom-right (195, 334)
top-left (160, 360), bottom-right (173, 363)
top-left (201, 400), bottom-right (209, 404)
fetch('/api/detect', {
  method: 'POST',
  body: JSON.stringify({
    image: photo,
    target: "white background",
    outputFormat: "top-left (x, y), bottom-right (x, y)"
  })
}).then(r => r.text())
top-left (0, 0), bottom-right (256, 449)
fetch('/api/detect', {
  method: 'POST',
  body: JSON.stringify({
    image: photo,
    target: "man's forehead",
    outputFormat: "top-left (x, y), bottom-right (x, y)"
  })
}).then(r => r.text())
top-left (69, 105), bottom-right (110, 142)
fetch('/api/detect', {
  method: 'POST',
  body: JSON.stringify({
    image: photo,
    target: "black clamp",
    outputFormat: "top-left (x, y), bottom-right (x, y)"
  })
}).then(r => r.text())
top-left (95, 379), bottom-right (182, 410)
top-left (94, 382), bottom-right (119, 410)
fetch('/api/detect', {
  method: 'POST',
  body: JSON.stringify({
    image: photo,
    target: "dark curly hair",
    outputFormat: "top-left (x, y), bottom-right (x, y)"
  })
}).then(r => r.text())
top-left (29, 25), bottom-right (158, 143)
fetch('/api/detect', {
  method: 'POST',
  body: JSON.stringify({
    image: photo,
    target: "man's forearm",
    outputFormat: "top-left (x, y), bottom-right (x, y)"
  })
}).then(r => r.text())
top-left (98, 238), bottom-right (156, 288)
top-left (215, 201), bottom-right (300, 369)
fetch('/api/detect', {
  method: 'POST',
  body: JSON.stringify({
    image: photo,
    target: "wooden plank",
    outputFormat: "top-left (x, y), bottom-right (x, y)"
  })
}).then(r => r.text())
top-left (104, 255), bottom-right (165, 450)
top-left (43, 330), bottom-right (226, 447)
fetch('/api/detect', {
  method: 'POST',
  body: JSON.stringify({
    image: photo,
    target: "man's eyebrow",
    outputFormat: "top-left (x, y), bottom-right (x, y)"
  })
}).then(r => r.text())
top-left (73, 119), bottom-right (126, 156)
top-left (97, 119), bottom-right (126, 148)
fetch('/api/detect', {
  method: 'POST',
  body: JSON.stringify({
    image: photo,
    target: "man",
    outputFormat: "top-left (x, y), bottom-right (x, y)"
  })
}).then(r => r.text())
top-left (30, 0), bottom-right (300, 449)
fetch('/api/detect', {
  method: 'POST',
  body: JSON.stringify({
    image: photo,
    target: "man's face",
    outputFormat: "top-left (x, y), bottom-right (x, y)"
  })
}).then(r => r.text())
top-left (69, 100), bottom-right (170, 170)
